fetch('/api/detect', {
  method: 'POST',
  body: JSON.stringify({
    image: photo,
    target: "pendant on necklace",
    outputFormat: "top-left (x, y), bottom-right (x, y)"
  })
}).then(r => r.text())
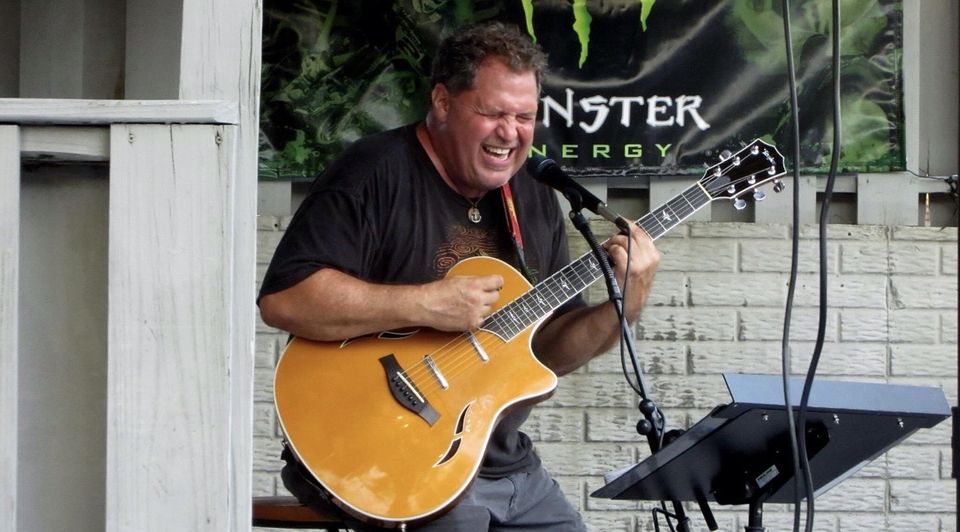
top-left (468, 206), bottom-right (482, 224)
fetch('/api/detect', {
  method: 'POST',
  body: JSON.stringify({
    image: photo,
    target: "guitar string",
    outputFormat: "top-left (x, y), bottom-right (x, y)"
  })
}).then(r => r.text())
top-left (397, 232), bottom-right (619, 388)
top-left (392, 258), bottom-right (591, 387)
top-left (395, 166), bottom-right (773, 394)
top-left (397, 264), bottom-right (587, 390)
top-left (398, 260), bottom-right (595, 392)
top-left (399, 161), bottom-right (772, 389)
top-left (397, 189), bottom-right (701, 392)
top-left (398, 172), bottom-right (765, 395)
top-left (395, 178), bottom-right (721, 390)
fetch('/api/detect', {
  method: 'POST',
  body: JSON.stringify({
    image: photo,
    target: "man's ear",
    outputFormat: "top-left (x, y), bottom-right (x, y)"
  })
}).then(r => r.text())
top-left (431, 84), bottom-right (450, 121)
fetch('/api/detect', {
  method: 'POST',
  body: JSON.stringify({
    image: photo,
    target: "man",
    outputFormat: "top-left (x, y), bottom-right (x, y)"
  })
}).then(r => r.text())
top-left (258, 21), bottom-right (660, 531)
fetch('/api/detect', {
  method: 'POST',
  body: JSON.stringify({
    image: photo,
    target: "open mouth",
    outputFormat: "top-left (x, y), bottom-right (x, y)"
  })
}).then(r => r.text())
top-left (483, 145), bottom-right (512, 161)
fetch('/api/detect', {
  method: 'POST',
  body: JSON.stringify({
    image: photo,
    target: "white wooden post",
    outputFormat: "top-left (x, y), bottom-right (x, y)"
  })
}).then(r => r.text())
top-left (107, 123), bottom-right (237, 531)
top-left (857, 173), bottom-right (920, 225)
top-left (0, 126), bottom-right (20, 532)
top-left (180, 2), bottom-right (262, 529)
top-left (755, 175), bottom-right (818, 224)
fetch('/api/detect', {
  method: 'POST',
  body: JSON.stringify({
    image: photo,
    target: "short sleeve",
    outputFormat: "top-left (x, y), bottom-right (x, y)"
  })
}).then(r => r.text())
top-left (257, 187), bottom-right (375, 301)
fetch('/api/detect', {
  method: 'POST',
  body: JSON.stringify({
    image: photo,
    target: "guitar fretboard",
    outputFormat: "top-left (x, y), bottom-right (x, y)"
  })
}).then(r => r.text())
top-left (481, 183), bottom-right (710, 340)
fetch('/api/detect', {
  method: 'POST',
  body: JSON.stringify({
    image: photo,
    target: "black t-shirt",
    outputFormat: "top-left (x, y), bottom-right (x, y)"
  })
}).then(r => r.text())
top-left (259, 123), bottom-right (583, 475)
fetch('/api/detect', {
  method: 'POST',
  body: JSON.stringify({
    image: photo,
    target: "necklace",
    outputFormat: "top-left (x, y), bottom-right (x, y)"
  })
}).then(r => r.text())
top-left (466, 197), bottom-right (482, 224)
top-left (415, 124), bottom-right (484, 224)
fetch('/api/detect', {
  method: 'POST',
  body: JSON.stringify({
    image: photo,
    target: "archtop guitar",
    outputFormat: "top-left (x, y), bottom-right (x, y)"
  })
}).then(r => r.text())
top-left (273, 139), bottom-right (787, 528)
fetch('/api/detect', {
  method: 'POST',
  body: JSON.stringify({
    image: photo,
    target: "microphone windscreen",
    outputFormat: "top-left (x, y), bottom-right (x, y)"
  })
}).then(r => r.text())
top-left (526, 155), bottom-right (557, 181)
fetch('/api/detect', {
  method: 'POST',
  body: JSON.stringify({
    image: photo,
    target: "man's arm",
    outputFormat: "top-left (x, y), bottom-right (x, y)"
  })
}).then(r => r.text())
top-left (258, 268), bottom-right (505, 341)
top-left (531, 224), bottom-right (660, 376)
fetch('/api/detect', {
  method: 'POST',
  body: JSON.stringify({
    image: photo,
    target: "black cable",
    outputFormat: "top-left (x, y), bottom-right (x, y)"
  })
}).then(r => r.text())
top-left (620, 226), bottom-right (674, 531)
top-left (618, 228), bottom-right (666, 437)
top-left (613, 224), bottom-right (674, 530)
top-left (795, 2), bottom-right (842, 531)
top-left (618, 227), bottom-right (646, 396)
top-left (779, 1), bottom-right (805, 530)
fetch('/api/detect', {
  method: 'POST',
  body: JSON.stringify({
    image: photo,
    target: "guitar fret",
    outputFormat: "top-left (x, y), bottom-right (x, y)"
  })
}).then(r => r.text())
top-left (482, 142), bottom-right (785, 342)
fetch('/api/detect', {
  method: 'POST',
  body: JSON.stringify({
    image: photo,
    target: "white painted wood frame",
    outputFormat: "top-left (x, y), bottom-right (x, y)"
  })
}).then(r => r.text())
top-left (754, 175), bottom-right (817, 224)
top-left (0, 98), bottom-right (239, 124)
top-left (0, 126), bottom-right (20, 532)
top-left (107, 123), bottom-right (238, 531)
top-left (179, 1), bottom-right (262, 529)
top-left (857, 173), bottom-right (920, 226)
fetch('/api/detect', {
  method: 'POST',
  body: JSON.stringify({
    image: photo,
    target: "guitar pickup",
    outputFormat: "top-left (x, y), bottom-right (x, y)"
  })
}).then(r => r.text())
top-left (379, 354), bottom-right (439, 426)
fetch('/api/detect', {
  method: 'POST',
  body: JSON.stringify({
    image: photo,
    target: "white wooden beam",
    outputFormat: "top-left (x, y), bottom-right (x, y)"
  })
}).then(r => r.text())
top-left (0, 125), bottom-right (20, 532)
top-left (913, 1), bottom-right (959, 175)
top-left (107, 123), bottom-right (235, 531)
top-left (755, 175), bottom-right (817, 224)
top-left (20, 126), bottom-right (110, 162)
top-left (857, 173), bottom-right (920, 226)
top-left (0, 98), bottom-right (238, 125)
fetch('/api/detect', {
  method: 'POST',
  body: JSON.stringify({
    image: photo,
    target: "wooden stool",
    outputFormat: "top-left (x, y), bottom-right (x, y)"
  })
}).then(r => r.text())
top-left (252, 495), bottom-right (350, 530)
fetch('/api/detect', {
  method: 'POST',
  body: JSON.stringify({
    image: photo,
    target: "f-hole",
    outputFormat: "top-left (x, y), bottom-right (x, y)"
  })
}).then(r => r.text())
top-left (436, 404), bottom-right (471, 466)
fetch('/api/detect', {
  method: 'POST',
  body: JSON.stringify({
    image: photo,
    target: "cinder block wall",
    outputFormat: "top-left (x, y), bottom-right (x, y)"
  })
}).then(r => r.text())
top-left (253, 216), bottom-right (958, 531)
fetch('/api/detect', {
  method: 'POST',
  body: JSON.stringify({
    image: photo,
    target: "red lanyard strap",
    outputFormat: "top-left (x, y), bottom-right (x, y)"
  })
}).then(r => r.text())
top-left (500, 182), bottom-right (535, 282)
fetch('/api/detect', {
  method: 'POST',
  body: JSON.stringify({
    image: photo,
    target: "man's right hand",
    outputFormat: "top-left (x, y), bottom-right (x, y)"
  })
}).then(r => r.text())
top-left (417, 274), bottom-right (504, 331)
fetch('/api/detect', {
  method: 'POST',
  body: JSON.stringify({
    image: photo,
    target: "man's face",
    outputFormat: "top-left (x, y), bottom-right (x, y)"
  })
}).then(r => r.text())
top-left (430, 57), bottom-right (539, 198)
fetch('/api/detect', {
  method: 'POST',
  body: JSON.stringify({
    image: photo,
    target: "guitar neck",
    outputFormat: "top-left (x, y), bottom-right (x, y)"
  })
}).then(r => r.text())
top-left (482, 182), bottom-right (711, 340)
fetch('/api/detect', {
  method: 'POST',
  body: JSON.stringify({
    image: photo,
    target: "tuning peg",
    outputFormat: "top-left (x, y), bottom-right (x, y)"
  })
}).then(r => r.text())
top-left (719, 149), bottom-right (732, 161)
top-left (733, 198), bottom-right (747, 210)
top-left (773, 179), bottom-right (785, 193)
top-left (753, 189), bottom-right (766, 201)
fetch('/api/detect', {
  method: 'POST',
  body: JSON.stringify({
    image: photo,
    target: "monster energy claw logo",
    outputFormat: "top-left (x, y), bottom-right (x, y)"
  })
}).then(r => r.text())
top-left (521, 0), bottom-right (657, 67)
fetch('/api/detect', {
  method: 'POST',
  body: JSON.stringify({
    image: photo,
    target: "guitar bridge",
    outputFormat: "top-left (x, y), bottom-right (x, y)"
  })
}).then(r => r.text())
top-left (379, 354), bottom-right (440, 426)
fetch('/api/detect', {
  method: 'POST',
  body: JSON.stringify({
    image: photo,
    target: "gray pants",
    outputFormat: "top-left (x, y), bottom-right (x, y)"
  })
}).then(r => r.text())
top-left (281, 450), bottom-right (587, 531)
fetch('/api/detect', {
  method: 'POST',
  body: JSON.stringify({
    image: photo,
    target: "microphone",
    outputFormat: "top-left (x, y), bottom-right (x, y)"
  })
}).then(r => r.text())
top-left (526, 155), bottom-right (630, 230)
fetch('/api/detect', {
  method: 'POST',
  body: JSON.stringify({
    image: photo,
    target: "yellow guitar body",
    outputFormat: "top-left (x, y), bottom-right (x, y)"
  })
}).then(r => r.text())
top-left (274, 256), bottom-right (558, 528)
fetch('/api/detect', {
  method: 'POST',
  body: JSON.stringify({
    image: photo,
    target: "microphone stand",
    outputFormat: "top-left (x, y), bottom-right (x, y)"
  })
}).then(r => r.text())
top-left (562, 189), bottom-right (705, 532)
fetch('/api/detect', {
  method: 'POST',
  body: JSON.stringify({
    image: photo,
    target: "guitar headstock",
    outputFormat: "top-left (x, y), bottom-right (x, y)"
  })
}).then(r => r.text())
top-left (699, 139), bottom-right (787, 207)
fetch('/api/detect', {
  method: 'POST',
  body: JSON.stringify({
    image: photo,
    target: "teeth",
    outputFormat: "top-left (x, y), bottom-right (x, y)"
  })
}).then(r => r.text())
top-left (485, 146), bottom-right (510, 158)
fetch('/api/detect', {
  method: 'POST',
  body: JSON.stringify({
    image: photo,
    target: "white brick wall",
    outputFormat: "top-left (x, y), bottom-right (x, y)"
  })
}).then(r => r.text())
top-left (253, 220), bottom-right (958, 531)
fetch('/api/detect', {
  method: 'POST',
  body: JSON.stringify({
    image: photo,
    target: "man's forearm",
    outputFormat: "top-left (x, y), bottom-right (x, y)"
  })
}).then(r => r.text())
top-left (258, 269), bottom-right (425, 341)
top-left (258, 267), bottom-right (506, 341)
top-left (531, 302), bottom-right (627, 376)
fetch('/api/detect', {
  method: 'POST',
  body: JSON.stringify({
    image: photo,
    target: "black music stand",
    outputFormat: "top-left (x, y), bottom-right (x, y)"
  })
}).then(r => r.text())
top-left (591, 373), bottom-right (951, 531)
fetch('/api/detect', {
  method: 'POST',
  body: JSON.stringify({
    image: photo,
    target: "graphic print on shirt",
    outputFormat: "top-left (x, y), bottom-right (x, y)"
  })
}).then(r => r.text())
top-left (432, 224), bottom-right (510, 279)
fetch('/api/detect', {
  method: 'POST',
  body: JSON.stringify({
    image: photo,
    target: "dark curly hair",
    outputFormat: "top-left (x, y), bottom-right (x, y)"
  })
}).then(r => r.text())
top-left (430, 21), bottom-right (548, 94)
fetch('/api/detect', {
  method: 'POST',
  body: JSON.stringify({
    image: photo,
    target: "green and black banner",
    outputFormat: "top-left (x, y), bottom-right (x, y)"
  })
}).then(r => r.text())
top-left (260, 0), bottom-right (905, 180)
